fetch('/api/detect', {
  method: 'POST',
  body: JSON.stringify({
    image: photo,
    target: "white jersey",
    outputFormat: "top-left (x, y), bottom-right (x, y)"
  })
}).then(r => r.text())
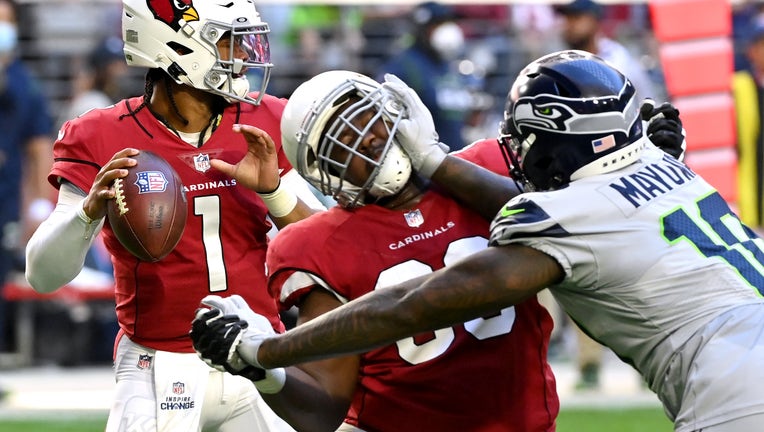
top-left (490, 144), bottom-right (764, 431)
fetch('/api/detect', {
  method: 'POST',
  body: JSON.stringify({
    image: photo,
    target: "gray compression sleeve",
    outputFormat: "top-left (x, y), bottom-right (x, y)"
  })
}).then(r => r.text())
top-left (24, 182), bottom-right (105, 293)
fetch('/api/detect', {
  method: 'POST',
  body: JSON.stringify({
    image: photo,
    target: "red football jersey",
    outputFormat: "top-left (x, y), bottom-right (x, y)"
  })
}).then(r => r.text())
top-left (267, 140), bottom-right (558, 432)
top-left (51, 95), bottom-right (289, 352)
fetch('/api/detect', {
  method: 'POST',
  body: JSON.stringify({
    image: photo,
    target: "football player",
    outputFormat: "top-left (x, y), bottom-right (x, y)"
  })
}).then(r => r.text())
top-left (25, 1), bottom-right (321, 431)
top-left (195, 70), bottom-right (558, 431)
top-left (193, 51), bottom-right (764, 432)
top-left (191, 67), bottom-right (686, 431)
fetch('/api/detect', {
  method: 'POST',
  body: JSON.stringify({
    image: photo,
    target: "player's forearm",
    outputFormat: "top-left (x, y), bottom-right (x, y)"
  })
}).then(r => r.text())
top-left (257, 247), bottom-right (546, 369)
top-left (431, 155), bottom-right (521, 221)
top-left (25, 185), bottom-right (104, 293)
top-left (257, 270), bottom-right (473, 369)
top-left (257, 285), bottom-right (412, 368)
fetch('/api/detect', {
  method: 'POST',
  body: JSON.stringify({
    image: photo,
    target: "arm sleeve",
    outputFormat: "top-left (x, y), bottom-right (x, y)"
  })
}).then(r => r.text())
top-left (24, 181), bottom-right (106, 293)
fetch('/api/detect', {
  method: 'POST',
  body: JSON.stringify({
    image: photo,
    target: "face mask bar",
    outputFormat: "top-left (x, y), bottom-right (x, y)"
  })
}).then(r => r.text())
top-left (201, 21), bottom-right (273, 105)
top-left (316, 87), bottom-right (404, 207)
top-left (498, 132), bottom-right (533, 193)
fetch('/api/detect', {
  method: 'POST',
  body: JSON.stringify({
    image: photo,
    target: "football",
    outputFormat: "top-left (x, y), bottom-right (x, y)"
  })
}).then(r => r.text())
top-left (106, 150), bottom-right (187, 262)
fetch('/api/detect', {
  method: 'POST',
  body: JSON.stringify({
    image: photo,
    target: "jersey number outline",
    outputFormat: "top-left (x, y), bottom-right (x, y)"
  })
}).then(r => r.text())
top-left (662, 191), bottom-right (764, 293)
top-left (375, 236), bottom-right (516, 365)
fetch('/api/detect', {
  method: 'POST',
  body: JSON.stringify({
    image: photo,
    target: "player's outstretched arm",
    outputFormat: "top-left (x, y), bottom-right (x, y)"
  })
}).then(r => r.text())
top-left (255, 244), bottom-right (563, 369)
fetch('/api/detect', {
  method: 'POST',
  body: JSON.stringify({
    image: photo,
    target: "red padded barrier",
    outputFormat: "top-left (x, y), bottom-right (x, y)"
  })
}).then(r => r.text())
top-left (649, 0), bottom-right (731, 42)
top-left (672, 93), bottom-right (736, 151)
top-left (684, 148), bottom-right (738, 202)
top-left (659, 38), bottom-right (733, 97)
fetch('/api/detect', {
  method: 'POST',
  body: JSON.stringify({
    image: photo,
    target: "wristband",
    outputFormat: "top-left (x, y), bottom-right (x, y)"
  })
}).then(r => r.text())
top-left (258, 181), bottom-right (298, 218)
top-left (253, 367), bottom-right (286, 394)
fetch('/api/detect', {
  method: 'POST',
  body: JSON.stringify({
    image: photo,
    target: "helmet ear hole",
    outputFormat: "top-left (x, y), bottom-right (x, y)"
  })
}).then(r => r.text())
top-left (167, 41), bottom-right (193, 55)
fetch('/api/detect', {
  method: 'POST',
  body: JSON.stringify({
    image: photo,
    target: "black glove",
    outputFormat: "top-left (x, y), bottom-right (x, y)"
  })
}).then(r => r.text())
top-left (640, 99), bottom-right (686, 161)
top-left (190, 308), bottom-right (265, 380)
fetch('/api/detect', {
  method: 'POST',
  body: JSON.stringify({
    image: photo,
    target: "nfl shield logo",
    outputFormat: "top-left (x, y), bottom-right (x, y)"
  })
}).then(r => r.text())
top-left (194, 153), bottom-right (211, 173)
top-left (135, 171), bottom-right (168, 193)
top-left (404, 209), bottom-right (424, 227)
top-left (137, 354), bottom-right (153, 370)
top-left (173, 382), bottom-right (185, 395)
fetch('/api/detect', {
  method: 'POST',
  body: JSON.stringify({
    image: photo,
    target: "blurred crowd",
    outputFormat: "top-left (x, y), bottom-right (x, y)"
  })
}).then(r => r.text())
top-left (0, 0), bottom-right (754, 378)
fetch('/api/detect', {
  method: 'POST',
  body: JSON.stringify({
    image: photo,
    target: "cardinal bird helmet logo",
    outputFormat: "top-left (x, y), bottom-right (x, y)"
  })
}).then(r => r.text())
top-left (146, 0), bottom-right (199, 31)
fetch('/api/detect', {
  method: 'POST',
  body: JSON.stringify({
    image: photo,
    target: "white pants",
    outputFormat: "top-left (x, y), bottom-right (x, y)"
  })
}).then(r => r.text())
top-left (104, 335), bottom-right (295, 432)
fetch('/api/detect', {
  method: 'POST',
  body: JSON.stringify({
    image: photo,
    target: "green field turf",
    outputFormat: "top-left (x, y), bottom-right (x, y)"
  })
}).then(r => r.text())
top-left (557, 407), bottom-right (673, 431)
top-left (0, 407), bottom-right (673, 431)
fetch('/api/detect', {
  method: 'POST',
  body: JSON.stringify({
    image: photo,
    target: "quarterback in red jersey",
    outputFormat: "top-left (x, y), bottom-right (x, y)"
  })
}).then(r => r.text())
top-left (192, 71), bottom-right (559, 432)
top-left (25, 1), bottom-right (319, 431)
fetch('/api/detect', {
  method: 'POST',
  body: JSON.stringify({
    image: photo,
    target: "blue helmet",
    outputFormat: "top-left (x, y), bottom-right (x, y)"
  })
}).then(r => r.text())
top-left (499, 50), bottom-right (644, 191)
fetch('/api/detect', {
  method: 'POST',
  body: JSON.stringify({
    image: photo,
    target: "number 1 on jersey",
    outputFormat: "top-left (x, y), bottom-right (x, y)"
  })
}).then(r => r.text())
top-left (194, 195), bottom-right (228, 292)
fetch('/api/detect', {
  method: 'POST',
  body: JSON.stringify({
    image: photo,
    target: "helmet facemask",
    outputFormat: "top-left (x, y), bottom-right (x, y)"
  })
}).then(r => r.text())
top-left (313, 87), bottom-right (412, 208)
top-left (199, 20), bottom-right (272, 105)
top-left (498, 128), bottom-right (536, 193)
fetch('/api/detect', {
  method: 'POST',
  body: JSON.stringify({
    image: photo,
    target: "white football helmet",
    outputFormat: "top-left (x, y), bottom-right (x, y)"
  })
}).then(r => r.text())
top-left (281, 70), bottom-right (413, 208)
top-left (122, 0), bottom-right (272, 105)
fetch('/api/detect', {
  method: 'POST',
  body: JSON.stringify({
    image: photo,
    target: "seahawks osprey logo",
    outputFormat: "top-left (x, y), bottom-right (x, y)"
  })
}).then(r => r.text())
top-left (512, 97), bottom-right (575, 134)
top-left (512, 89), bottom-right (639, 137)
top-left (147, 0), bottom-right (199, 31)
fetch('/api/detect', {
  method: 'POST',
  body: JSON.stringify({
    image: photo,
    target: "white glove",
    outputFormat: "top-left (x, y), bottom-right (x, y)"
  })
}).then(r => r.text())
top-left (201, 295), bottom-right (273, 369)
top-left (198, 295), bottom-right (286, 393)
top-left (191, 307), bottom-right (248, 372)
top-left (382, 73), bottom-right (449, 178)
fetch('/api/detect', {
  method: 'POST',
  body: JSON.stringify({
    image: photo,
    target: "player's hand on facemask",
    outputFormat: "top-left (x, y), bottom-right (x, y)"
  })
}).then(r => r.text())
top-left (640, 99), bottom-right (686, 162)
top-left (382, 74), bottom-right (449, 178)
top-left (192, 295), bottom-right (286, 393)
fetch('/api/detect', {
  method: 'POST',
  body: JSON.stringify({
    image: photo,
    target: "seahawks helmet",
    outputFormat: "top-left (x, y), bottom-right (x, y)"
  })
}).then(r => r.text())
top-left (122, 0), bottom-right (272, 105)
top-left (280, 70), bottom-right (412, 208)
top-left (499, 50), bottom-right (645, 191)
